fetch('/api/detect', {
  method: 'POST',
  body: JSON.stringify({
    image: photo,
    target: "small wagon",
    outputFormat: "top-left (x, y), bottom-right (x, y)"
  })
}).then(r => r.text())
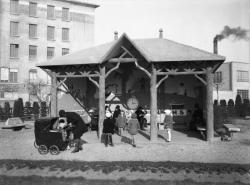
top-left (34, 117), bottom-right (69, 155)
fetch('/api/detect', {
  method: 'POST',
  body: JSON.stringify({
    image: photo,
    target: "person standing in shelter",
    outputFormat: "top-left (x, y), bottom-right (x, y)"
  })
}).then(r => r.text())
top-left (103, 112), bottom-right (115, 147)
top-left (163, 110), bottom-right (174, 142)
top-left (135, 106), bottom-right (146, 130)
top-left (113, 105), bottom-right (121, 132)
top-left (58, 110), bottom-right (88, 153)
top-left (127, 113), bottom-right (140, 147)
top-left (116, 110), bottom-right (127, 136)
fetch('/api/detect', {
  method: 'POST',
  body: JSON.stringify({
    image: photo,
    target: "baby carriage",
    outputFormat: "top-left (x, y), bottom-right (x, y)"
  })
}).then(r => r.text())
top-left (34, 117), bottom-right (71, 155)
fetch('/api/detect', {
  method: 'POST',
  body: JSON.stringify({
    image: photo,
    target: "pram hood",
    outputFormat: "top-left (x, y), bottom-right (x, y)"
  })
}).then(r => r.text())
top-left (35, 117), bottom-right (58, 133)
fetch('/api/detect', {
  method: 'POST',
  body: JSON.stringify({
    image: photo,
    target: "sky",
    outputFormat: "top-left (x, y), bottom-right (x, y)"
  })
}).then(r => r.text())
top-left (94, 0), bottom-right (250, 63)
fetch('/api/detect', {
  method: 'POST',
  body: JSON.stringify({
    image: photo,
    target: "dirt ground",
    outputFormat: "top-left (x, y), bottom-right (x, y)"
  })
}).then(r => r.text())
top-left (0, 118), bottom-right (250, 184)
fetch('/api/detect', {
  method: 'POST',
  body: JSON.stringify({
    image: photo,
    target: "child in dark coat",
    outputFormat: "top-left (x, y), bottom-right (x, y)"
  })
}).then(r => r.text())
top-left (103, 111), bottom-right (115, 147)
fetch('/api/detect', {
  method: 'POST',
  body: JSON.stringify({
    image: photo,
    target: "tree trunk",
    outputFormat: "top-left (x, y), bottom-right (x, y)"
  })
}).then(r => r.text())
top-left (206, 67), bottom-right (214, 141)
top-left (150, 64), bottom-right (158, 142)
top-left (50, 72), bottom-right (57, 117)
top-left (98, 66), bottom-right (106, 139)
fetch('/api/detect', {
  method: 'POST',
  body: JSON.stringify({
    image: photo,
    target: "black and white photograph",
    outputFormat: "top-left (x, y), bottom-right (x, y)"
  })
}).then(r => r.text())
top-left (0, 0), bottom-right (250, 184)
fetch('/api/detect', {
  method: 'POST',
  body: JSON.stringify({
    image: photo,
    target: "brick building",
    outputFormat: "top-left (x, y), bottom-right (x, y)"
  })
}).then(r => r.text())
top-left (0, 0), bottom-right (98, 103)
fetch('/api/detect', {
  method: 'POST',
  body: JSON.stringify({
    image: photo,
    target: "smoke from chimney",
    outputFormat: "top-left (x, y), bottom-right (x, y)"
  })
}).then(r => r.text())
top-left (215, 26), bottom-right (249, 41)
top-left (213, 26), bottom-right (249, 54)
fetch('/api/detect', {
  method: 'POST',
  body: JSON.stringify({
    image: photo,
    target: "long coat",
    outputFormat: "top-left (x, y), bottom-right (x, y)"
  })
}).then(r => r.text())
top-left (116, 114), bottom-right (127, 128)
top-left (127, 118), bottom-right (140, 135)
top-left (65, 112), bottom-right (87, 139)
top-left (103, 117), bottom-right (115, 134)
top-left (164, 115), bottom-right (173, 129)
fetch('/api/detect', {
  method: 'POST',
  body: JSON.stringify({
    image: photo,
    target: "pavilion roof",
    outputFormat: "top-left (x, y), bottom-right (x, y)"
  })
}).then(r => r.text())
top-left (37, 34), bottom-right (225, 68)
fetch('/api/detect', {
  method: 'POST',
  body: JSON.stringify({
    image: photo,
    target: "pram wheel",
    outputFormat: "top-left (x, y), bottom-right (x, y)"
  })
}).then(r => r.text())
top-left (49, 145), bottom-right (60, 155)
top-left (38, 145), bottom-right (48, 155)
top-left (34, 141), bottom-right (38, 148)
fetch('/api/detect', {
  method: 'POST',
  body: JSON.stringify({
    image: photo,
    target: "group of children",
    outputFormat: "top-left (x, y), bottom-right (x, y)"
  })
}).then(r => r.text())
top-left (103, 105), bottom-right (141, 147)
top-left (102, 105), bottom-right (174, 147)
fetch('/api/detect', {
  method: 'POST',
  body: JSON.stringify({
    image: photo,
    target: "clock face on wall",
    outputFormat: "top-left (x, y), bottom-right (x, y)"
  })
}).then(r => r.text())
top-left (127, 97), bottom-right (139, 110)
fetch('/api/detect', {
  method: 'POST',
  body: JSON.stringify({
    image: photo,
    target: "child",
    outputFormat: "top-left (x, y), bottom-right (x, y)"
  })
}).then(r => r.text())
top-left (127, 113), bottom-right (140, 147)
top-left (116, 110), bottom-right (127, 137)
top-left (103, 112), bottom-right (115, 147)
top-left (164, 110), bottom-right (174, 142)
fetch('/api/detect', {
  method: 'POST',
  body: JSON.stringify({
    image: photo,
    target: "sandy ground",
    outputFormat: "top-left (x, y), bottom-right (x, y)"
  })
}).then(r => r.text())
top-left (0, 119), bottom-right (250, 164)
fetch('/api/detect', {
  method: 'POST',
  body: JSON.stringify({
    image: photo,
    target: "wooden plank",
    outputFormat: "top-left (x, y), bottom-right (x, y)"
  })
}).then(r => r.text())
top-left (150, 64), bottom-right (158, 142)
top-left (56, 74), bottom-right (99, 78)
top-left (206, 67), bottom-right (214, 141)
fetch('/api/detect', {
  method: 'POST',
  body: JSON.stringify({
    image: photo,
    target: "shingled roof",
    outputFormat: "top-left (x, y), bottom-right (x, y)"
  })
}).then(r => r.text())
top-left (37, 33), bottom-right (225, 68)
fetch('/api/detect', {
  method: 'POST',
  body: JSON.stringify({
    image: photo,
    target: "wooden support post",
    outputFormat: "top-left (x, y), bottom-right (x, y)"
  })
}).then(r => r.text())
top-left (206, 67), bottom-right (214, 141)
top-left (98, 66), bottom-right (106, 139)
top-left (150, 64), bottom-right (158, 142)
top-left (51, 72), bottom-right (58, 117)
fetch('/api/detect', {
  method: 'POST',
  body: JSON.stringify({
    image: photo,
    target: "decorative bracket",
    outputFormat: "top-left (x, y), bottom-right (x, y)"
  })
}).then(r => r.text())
top-left (88, 77), bottom-right (99, 89)
top-left (105, 61), bottom-right (120, 78)
top-left (194, 74), bottom-right (207, 85)
top-left (134, 60), bottom-right (151, 78)
top-left (57, 77), bottom-right (67, 88)
top-left (156, 75), bottom-right (168, 89)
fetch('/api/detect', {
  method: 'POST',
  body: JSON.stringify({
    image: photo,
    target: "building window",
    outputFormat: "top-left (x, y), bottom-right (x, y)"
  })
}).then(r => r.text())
top-left (29, 2), bottom-right (37, 17)
top-left (29, 24), bottom-right (37, 38)
top-left (62, 7), bottom-right (70, 21)
top-left (0, 68), bottom-right (9, 82)
top-left (47, 26), bottom-right (55, 40)
top-left (9, 69), bottom-right (18, 83)
top-left (10, 0), bottom-right (19, 14)
top-left (214, 71), bottom-right (222, 83)
top-left (62, 28), bottom-right (69, 41)
top-left (29, 69), bottom-right (37, 82)
top-left (47, 47), bottom-right (55, 58)
top-left (0, 91), bottom-right (4, 98)
top-left (237, 70), bottom-right (249, 82)
top-left (10, 21), bottom-right (19, 36)
top-left (47, 5), bottom-right (55, 19)
top-left (237, 89), bottom-right (249, 100)
top-left (62, 48), bottom-right (69, 55)
top-left (10, 44), bottom-right (19, 58)
top-left (29, 45), bottom-right (37, 59)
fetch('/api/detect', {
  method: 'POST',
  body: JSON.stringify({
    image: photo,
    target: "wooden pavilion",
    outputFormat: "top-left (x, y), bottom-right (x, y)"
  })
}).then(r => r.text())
top-left (37, 31), bottom-right (225, 142)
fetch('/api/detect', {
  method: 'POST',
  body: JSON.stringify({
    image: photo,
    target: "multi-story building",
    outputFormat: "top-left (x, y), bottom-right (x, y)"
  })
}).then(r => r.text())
top-left (0, 0), bottom-right (98, 103)
top-left (213, 61), bottom-right (250, 102)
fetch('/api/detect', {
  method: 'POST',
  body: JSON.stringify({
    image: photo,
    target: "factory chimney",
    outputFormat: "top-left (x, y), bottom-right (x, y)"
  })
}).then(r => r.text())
top-left (159, 28), bottom-right (163, 39)
top-left (213, 35), bottom-right (218, 54)
top-left (114, 31), bottom-right (118, 40)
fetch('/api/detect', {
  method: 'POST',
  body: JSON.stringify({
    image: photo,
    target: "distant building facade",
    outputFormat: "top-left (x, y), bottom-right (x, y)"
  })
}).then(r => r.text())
top-left (213, 61), bottom-right (250, 102)
top-left (0, 0), bottom-right (98, 103)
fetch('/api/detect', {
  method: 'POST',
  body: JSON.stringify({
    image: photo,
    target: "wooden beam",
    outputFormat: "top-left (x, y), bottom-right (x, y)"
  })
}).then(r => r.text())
top-left (98, 66), bottom-right (106, 139)
top-left (105, 61), bottom-right (120, 78)
top-left (194, 74), bottom-right (207, 85)
top-left (157, 71), bottom-right (206, 75)
top-left (156, 75), bottom-right (168, 89)
top-left (56, 74), bottom-right (99, 78)
top-left (135, 60), bottom-right (151, 78)
top-left (108, 58), bottom-right (136, 63)
top-left (206, 67), bottom-right (214, 141)
top-left (150, 64), bottom-right (158, 142)
top-left (121, 46), bottom-right (135, 58)
top-left (50, 72), bottom-right (58, 117)
top-left (88, 77), bottom-right (99, 89)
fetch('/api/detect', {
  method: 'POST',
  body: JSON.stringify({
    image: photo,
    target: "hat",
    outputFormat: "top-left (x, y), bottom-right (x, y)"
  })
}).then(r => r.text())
top-left (106, 112), bottom-right (112, 118)
top-left (164, 109), bottom-right (172, 115)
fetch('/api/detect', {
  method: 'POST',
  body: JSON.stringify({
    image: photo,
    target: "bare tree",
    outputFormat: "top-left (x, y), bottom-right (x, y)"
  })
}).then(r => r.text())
top-left (25, 79), bottom-right (51, 103)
